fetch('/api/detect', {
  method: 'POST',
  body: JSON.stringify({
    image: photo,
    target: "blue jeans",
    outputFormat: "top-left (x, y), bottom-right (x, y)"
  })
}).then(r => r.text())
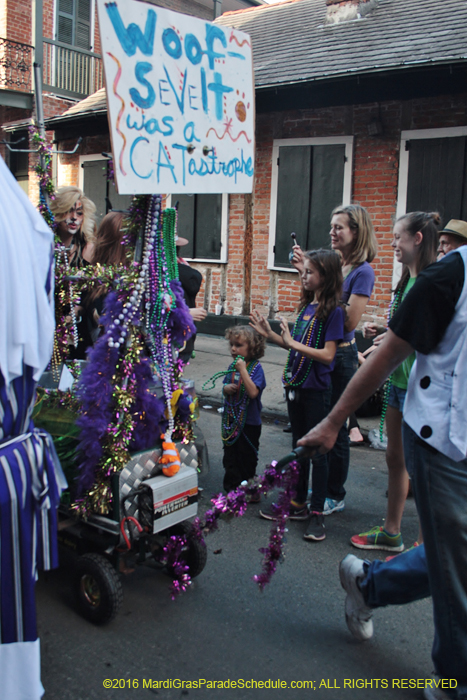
top-left (327, 343), bottom-right (358, 500)
top-left (287, 387), bottom-right (330, 512)
top-left (387, 383), bottom-right (407, 411)
top-left (362, 544), bottom-right (430, 606)
top-left (361, 424), bottom-right (467, 699)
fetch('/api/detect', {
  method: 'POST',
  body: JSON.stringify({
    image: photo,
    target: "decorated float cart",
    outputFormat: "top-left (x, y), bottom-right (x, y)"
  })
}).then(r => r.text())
top-left (33, 184), bottom-right (209, 624)
top-left (29, 0), bottom-right (306, 625)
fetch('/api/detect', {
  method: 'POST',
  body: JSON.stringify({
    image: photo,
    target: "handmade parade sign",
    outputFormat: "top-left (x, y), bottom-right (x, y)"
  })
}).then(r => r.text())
top-left (97, 0), bottom-right (255, 194)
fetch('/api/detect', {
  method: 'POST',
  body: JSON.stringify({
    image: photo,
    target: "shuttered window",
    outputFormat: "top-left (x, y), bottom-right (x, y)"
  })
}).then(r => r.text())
top-left (170, 194), bottom-right (228, 261)
top-left (269, 138), bottom-right (353, 269)
top-left (81, 159), bottom-right (134, 225)
top-left (57, 0), bottom-right (91, 49)
top-left (406, 136), bottom-right (467, 222)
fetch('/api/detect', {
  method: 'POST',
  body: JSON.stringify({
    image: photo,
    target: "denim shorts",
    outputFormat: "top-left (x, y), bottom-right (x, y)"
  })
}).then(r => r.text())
top-left (388, 383), bottom-right (407, 412)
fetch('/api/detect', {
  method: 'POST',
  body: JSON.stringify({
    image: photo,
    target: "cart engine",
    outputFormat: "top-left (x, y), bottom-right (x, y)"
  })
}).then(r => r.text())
top-left (138, 465), bottom-right (198, 534)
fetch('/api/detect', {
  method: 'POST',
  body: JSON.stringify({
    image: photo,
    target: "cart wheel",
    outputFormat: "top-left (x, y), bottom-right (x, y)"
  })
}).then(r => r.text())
top-left (74, 553), bottom-right (123, 624)
top-left (165, 521), bottom-right (207, 579)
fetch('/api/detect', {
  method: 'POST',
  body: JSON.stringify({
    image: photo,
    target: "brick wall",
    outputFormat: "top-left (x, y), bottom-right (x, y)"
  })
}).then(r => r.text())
top-left (51, 91), bottom-right (467, 321)
top-left (1, 0), bottom-right (32, 43)
top-left (232, 92), bottom-right (467, 324)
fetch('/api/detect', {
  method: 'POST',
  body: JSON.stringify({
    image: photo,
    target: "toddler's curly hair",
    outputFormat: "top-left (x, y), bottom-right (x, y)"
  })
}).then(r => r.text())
top-left (225, 325), bottom-right (266, 360)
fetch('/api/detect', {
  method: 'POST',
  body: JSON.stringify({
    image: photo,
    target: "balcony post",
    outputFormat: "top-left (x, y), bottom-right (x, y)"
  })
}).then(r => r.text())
top-left (33, 0), bottom-right (43, 73)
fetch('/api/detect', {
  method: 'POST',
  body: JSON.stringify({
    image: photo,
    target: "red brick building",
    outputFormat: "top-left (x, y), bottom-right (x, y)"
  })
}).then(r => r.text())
top-left (0, 0), bottom-right (261, 199)
top-left (11, 0), bottom-right (467, 326)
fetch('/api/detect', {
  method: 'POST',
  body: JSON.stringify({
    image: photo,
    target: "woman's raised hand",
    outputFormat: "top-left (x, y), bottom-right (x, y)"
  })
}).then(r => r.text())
top-left (279, 316), bottom-right (293, 348)
top-left (249, 310), bottom-right (271, 339)
top-left (291, 244), bottom-right (305, 272)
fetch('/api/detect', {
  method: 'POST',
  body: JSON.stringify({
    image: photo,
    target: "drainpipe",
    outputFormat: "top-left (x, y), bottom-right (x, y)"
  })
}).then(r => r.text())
top-left (33, 0), bottom-right (43, 72)
top-left (213, 0), bottom-right (222, 19)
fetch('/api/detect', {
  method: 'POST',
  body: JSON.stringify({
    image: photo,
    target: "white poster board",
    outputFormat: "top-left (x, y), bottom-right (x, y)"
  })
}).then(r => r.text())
top-left (97, 0), bottom-right (255, 194)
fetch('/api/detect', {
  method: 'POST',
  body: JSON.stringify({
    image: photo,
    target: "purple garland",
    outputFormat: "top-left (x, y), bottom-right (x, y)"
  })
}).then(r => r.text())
top-left (75, 293), bottom-right (121, 492)
top-left (164, 459), bottom-right (301, 598)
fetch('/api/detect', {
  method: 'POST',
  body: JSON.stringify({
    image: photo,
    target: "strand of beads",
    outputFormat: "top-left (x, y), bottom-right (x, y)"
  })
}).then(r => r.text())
top-left (107, 196), bottom-right (159, 350)
top-left (145, 206), bottom-right (179, 440)
top-left (221, 361), bottom-right (260, 447)
top-left (202, 355), bottom-right (246, 390)
top-left (163, 207), bottom-right (178, 280)
top-left (282, 312), bottom-right (323, 387)
top-left (378, 284), bottom-right (405, 441)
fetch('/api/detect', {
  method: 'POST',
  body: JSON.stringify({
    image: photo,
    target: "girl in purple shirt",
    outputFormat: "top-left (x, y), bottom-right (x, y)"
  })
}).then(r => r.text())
top-left (292, 205), bottom-right (377, 514)
top-left (251, 249), bottom-right (344, 542)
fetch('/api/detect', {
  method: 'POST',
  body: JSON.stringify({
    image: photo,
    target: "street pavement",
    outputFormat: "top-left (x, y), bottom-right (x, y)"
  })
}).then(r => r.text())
top-left (36, 342), bottom-right (432, 699)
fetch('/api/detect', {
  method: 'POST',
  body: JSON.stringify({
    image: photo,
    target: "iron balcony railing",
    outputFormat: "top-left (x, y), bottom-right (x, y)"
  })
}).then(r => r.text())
top-left (0, 38), bottom-right (33, 92)
top-left (43, 39), bottom-right (104, 98)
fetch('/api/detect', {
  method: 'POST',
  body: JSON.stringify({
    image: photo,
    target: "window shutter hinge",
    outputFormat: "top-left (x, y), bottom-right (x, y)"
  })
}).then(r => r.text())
top-left (277, 157), bottom-right (280, 166)
top-left (344, 155), bottom-right (348, 162)
top-left (405, 141), bottom-right (411, 151)
top-left (273, 245), bottom-right (276, 253)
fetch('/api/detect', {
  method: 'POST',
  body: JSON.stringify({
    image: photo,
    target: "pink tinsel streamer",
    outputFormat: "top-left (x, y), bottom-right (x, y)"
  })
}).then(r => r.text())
top-left (167, 459), bottom-right (301, 597)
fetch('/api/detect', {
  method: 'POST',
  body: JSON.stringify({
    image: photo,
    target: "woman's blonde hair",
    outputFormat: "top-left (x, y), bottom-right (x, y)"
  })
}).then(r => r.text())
top-left (331, 203), bottom-right (377, 265)
top-left (51, 186), bottom-right (97, 243)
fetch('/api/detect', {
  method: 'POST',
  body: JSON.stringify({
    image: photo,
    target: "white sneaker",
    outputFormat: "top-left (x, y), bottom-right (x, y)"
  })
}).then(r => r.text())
top-left (423, 687), bottom-right (453, 700)
top-left (323, 497), bottom-right (345, 515)
top-left (339, 554), bottom-right (374, 641)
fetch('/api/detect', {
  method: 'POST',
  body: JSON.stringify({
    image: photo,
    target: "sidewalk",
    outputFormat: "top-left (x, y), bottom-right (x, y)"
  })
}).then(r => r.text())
top-left (187, 333), bottom-right (381, 437)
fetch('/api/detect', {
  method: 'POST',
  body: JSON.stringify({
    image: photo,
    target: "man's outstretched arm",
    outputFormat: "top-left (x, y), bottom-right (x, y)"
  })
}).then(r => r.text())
top-left (297, 330), bottom-right (414, 454)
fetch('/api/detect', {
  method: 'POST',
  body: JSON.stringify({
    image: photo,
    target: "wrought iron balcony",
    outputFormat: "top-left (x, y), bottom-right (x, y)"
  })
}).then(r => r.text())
top-left (43, 39), bottom-right (104, 98)
top-left (0, 38), bottom-right (33, 92)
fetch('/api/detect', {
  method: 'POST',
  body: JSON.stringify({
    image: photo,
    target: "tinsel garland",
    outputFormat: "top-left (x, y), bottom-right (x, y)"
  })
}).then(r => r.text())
top-left (30, 126), bottom-right (55, 228)
top-left (72, 199), bottom-right (195, 515)
top-left (162, 459), bottom-right (301, 599)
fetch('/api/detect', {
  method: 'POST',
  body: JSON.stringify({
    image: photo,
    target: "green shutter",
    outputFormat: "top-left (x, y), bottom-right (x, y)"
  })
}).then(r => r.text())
top-left (57, 0), bottom-right (74, 45)
top-left (308, 144), bottom-right (345, 250)
top-left (406, 137), bottom-right (467, 224)
top-left (194, 194), bottom-right (222, 259)
top-left (81, 160), bottom-right (133, 226)
top-left (56, 0), bottom-right (90, 48)
top-left (76, 0), bottom-right (91, 49)
top-left (173, 195), bottom-right (196, 259)
top-left (171, 193), bottom-right (222, 260)
top-left (274, 146), bottom-right (312, 267)
top-left (274, 144), bottom-right (346, 267)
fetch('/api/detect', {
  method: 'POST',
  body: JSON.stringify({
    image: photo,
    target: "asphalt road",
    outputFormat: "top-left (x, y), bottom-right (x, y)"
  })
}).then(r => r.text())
top-left (37, 408), bottom-right (432, 700)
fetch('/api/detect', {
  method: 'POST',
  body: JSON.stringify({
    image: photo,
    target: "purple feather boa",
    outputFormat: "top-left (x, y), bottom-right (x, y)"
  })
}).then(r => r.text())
top-left (129, 357), bottom-right (167, 452)
top-left (75, 292), bottom-right (121, 492)
top-left (167, 280), bottom-right (196, 348)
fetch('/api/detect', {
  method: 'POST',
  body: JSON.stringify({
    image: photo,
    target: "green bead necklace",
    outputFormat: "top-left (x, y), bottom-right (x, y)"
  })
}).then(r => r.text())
top-left (221, 360), bottom-right (260, 448)
top-left (202, 355), bottom-right (246, 390)
top-left (282, 311), bottom-right (323, 388)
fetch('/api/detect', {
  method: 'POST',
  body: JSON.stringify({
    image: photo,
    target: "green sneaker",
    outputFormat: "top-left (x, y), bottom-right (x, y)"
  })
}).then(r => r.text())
top-left (350, 526), bottom-right (404, 552)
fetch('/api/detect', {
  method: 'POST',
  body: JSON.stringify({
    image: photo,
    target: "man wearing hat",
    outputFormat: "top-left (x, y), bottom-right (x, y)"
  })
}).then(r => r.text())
top-left (438, 219), bottom-right (467, 258)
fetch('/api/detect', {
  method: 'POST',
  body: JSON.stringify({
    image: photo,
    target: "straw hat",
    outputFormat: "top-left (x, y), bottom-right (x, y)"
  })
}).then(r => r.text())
top-left (440, 219), bottom-right (467, 241)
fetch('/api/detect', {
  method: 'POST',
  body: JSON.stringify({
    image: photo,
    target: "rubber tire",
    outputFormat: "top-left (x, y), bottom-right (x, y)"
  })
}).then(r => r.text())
top-left (165, 521), bottom-right (207, 579)
top-left (74, 553), bottom-right (123, 624)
